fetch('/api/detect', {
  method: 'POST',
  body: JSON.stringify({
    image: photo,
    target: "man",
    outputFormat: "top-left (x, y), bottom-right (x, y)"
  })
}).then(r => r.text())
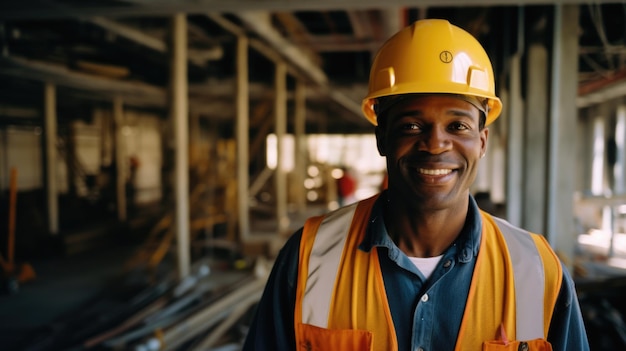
top-left (243, 19), bottom-right (589, 351)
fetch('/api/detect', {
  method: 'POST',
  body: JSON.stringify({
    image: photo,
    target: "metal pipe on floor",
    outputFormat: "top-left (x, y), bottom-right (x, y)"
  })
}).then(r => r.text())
top-left (134, 273), bottom-right (267, 351)
top-left (189, 291), bottom-right (261, 350)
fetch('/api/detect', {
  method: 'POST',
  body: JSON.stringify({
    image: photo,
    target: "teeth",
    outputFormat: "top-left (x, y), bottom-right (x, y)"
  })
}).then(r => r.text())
top-left (419, 168), bottom-right (452, 176)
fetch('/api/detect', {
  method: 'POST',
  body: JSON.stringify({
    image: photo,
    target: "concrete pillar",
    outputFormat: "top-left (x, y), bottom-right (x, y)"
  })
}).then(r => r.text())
top-left (113, 96), bottom-right (127, 222)
top-left (44, 82), bottom-right (59, 235)
top-left (294, 81), bottom-right (307, 214)
top-left (590, 115), bottom-right (613, 252)
top-left (591, 116), bottom-right (606, 196)
top-left (171, 13), bottom-right (190, 279)
top-left (274, 62), bottom-right (289, 235)
top-left (546, 4), bottom-right (580, 269)
top-left (523, 44), bottom-right (549, 234)
top-left (381, 7), bottom-right (403, 39)
top-left (490, 88), bottom-right (508, 205)
top-left (506, 53), bottom-right (524, 226)
top-left (614, 105), bottom-right (626, 194)
top-left (236, 34), bottom-right (250, 242)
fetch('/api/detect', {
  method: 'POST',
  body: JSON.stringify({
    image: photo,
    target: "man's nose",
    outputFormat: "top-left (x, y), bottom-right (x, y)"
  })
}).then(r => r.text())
top-left (418, 126), bottom-right (452, 154)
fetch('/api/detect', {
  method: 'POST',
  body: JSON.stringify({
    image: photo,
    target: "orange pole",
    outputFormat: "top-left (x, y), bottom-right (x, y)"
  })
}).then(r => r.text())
top-left (7, 168), bottom-right (17, 271)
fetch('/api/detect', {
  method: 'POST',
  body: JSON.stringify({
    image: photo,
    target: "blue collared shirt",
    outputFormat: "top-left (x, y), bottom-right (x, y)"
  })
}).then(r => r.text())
top-left (243, 194), bottom-right (589, 350)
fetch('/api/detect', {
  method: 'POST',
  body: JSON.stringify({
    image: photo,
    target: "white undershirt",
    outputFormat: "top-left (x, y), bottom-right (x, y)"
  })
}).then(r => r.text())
top-left (409, 255), bottom-right (444, 279)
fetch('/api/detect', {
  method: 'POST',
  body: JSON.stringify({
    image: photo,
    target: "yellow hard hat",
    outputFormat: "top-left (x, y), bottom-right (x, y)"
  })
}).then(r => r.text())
top-left (362, 19), bottom-right (502, 126)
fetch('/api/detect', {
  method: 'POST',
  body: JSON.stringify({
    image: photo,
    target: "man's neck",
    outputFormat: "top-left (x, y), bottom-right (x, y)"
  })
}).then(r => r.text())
top-left (384, 197), bottom-right (469, 258)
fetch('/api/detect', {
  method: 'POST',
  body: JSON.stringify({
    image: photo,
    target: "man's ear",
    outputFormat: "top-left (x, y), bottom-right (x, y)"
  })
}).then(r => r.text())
top-left (480, 127), bottom-right (489, 157)
top-left (375, 126), bottom-right (386, 157)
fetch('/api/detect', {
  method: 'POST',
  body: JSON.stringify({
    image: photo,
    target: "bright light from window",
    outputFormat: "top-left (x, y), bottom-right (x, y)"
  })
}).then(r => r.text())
top-left (331, 168), bottom-right (344, 179)
top-left (307, 191), bottom-right (318, 201)
top-left (304, 178), bottom-right (316, 189)
top-left (307, 165), bottom-right (319, 177)
top-left (266, 134), bottom-right (294, 171)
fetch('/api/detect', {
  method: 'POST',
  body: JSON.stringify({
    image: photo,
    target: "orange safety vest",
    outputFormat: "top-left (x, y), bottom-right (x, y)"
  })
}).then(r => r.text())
top-left (294, 195), bottom-right (562, 351)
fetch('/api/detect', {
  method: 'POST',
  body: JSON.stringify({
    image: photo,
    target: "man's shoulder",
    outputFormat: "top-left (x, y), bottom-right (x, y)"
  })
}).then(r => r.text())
top-left (482, 212), bottom-right (542, 237)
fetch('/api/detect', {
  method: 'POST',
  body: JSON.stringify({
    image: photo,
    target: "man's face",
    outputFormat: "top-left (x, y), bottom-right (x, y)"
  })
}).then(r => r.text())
top-left (375, 95), bottom-right (488, 211)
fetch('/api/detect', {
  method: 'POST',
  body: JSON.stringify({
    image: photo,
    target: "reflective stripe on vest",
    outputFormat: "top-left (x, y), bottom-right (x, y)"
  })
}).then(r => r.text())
top-left (493, 216), bottom-right (545, 340)
top-left (301, 203), bottom-right (357, 326)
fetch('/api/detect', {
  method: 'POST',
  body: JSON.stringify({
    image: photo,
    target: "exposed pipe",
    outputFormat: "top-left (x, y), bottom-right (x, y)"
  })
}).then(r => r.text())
top-left (44, 82), bottom-right (59, 235)
top-left (236, 34), bottom-right (251, 243)
top-left (274, 61), bottom-right (289, 236)
top-left (113, 96), bottom-right (127, 222)
top-left (171, 13), bottom-right (190, 279)
top-left (294, 81), bottom-right (307, 214)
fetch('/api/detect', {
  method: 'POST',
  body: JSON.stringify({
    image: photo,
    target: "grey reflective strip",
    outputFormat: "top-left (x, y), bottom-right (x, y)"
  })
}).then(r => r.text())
top-left (493, 217), bottom-right (545, 340)
top-left (302, 203), bottom-right (357, 327)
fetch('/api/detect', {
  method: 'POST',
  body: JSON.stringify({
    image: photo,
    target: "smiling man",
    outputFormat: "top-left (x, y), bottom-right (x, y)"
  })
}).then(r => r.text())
top-left (376, 94), bottom-right (488, 258)
top-left (243, 19), bottom-right (589, 351)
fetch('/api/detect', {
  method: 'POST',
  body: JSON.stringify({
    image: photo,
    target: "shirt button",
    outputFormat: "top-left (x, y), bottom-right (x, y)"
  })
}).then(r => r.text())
top-left (518, 342), bottom-right (529, 351)
top-left (421, 294), bottom-right (429, 302)
top-left (443, 260), bottom-right (452, 268)
top-left (416, 348), bottom-right (424, 351)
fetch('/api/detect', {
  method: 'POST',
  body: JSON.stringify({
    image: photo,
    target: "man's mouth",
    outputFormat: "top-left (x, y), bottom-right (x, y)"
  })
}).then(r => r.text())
top-left (418, 168), bottom-right (452, 176)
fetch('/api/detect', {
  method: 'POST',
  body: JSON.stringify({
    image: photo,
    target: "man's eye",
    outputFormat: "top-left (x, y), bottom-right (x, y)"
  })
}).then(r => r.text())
top-left (400, 123), bottom-right (420, 131)
top-left (450, 122), bottom-right (469, 131)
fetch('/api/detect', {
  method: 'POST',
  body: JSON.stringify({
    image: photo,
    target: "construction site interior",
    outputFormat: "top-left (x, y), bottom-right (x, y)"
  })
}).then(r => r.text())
top-left (1, 1), bottom-right (626, 350)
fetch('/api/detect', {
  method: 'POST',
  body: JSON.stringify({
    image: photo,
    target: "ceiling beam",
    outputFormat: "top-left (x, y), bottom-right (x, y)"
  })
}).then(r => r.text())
top-left (577, 71), bottom-right (626, 108)
top-left (1, 0), bottom-right (623, 20)
top-left (0, 56), bottom-right (166, 101)
top-left (347, 11), bottom-right (374, 40)
top-left (237, 11), bottom-right (366, 119)
top-left (209, 13), bottom-right (367, 122)
top-left (0, 55), bottom-right (269, 111)
top-left (88, 17), bottom-right (223, 65)
top-left (236, 11), bottom-right (327, 85)
top-left (296, 35), bottom-right (380, 52)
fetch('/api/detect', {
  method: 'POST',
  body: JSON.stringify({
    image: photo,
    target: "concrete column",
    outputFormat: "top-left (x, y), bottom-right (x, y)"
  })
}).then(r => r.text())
top-left (44, 82), bottom-right (59, 235)
top-left (523, 44), bottom-right (549, 234)
top-left (236, 34), bottom-right (250, 242)
top-left (274, 62), bottom-right (289, 235)
top-left (113, 96), bottom-right (127, 222)
top-left (591, 116), bottom-right (605, 196)
top-left (490, 88), bottom-right (507, 205)
top-left (590, 115), bottom-right (613, 251)
top-left (171, 13), bottom-right (190, 279)
top-left (614, 105), bottom-right (626, 194)
top-left (294, 81), bottom-right (307, 214)
top-left (381, 7), bottom-right (403, 39)
top-left (546, 4), bottom-right (579, 269)
top-left (506, 53), bottom-right (524, 226)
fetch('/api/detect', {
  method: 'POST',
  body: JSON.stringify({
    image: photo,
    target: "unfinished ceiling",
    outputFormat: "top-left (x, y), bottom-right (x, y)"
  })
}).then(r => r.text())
top-left (1, 1), bottom-right (625, 133)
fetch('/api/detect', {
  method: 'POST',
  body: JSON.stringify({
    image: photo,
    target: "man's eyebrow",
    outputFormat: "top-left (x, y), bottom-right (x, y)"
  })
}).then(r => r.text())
top-left (393, 108), bottom-right (476, 119)
top-left (392, 110), bottom-right (423, 119)
top-left (446, 107), bottom-right (478, 117)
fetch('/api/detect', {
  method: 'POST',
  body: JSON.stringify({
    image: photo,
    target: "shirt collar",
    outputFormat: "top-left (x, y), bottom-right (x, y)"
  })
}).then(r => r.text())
top-left (359, 191), bottom-right (482, 263)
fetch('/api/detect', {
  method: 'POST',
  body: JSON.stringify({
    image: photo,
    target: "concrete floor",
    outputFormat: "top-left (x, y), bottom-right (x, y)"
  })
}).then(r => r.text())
top-left (0, 244), bottom-right (139, 351)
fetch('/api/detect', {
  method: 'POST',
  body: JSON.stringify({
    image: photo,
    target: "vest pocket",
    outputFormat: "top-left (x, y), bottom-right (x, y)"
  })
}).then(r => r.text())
top-left (482, 339), bottom-right (553, 351)
top-left (296, 323), bottom-right (373, 351)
